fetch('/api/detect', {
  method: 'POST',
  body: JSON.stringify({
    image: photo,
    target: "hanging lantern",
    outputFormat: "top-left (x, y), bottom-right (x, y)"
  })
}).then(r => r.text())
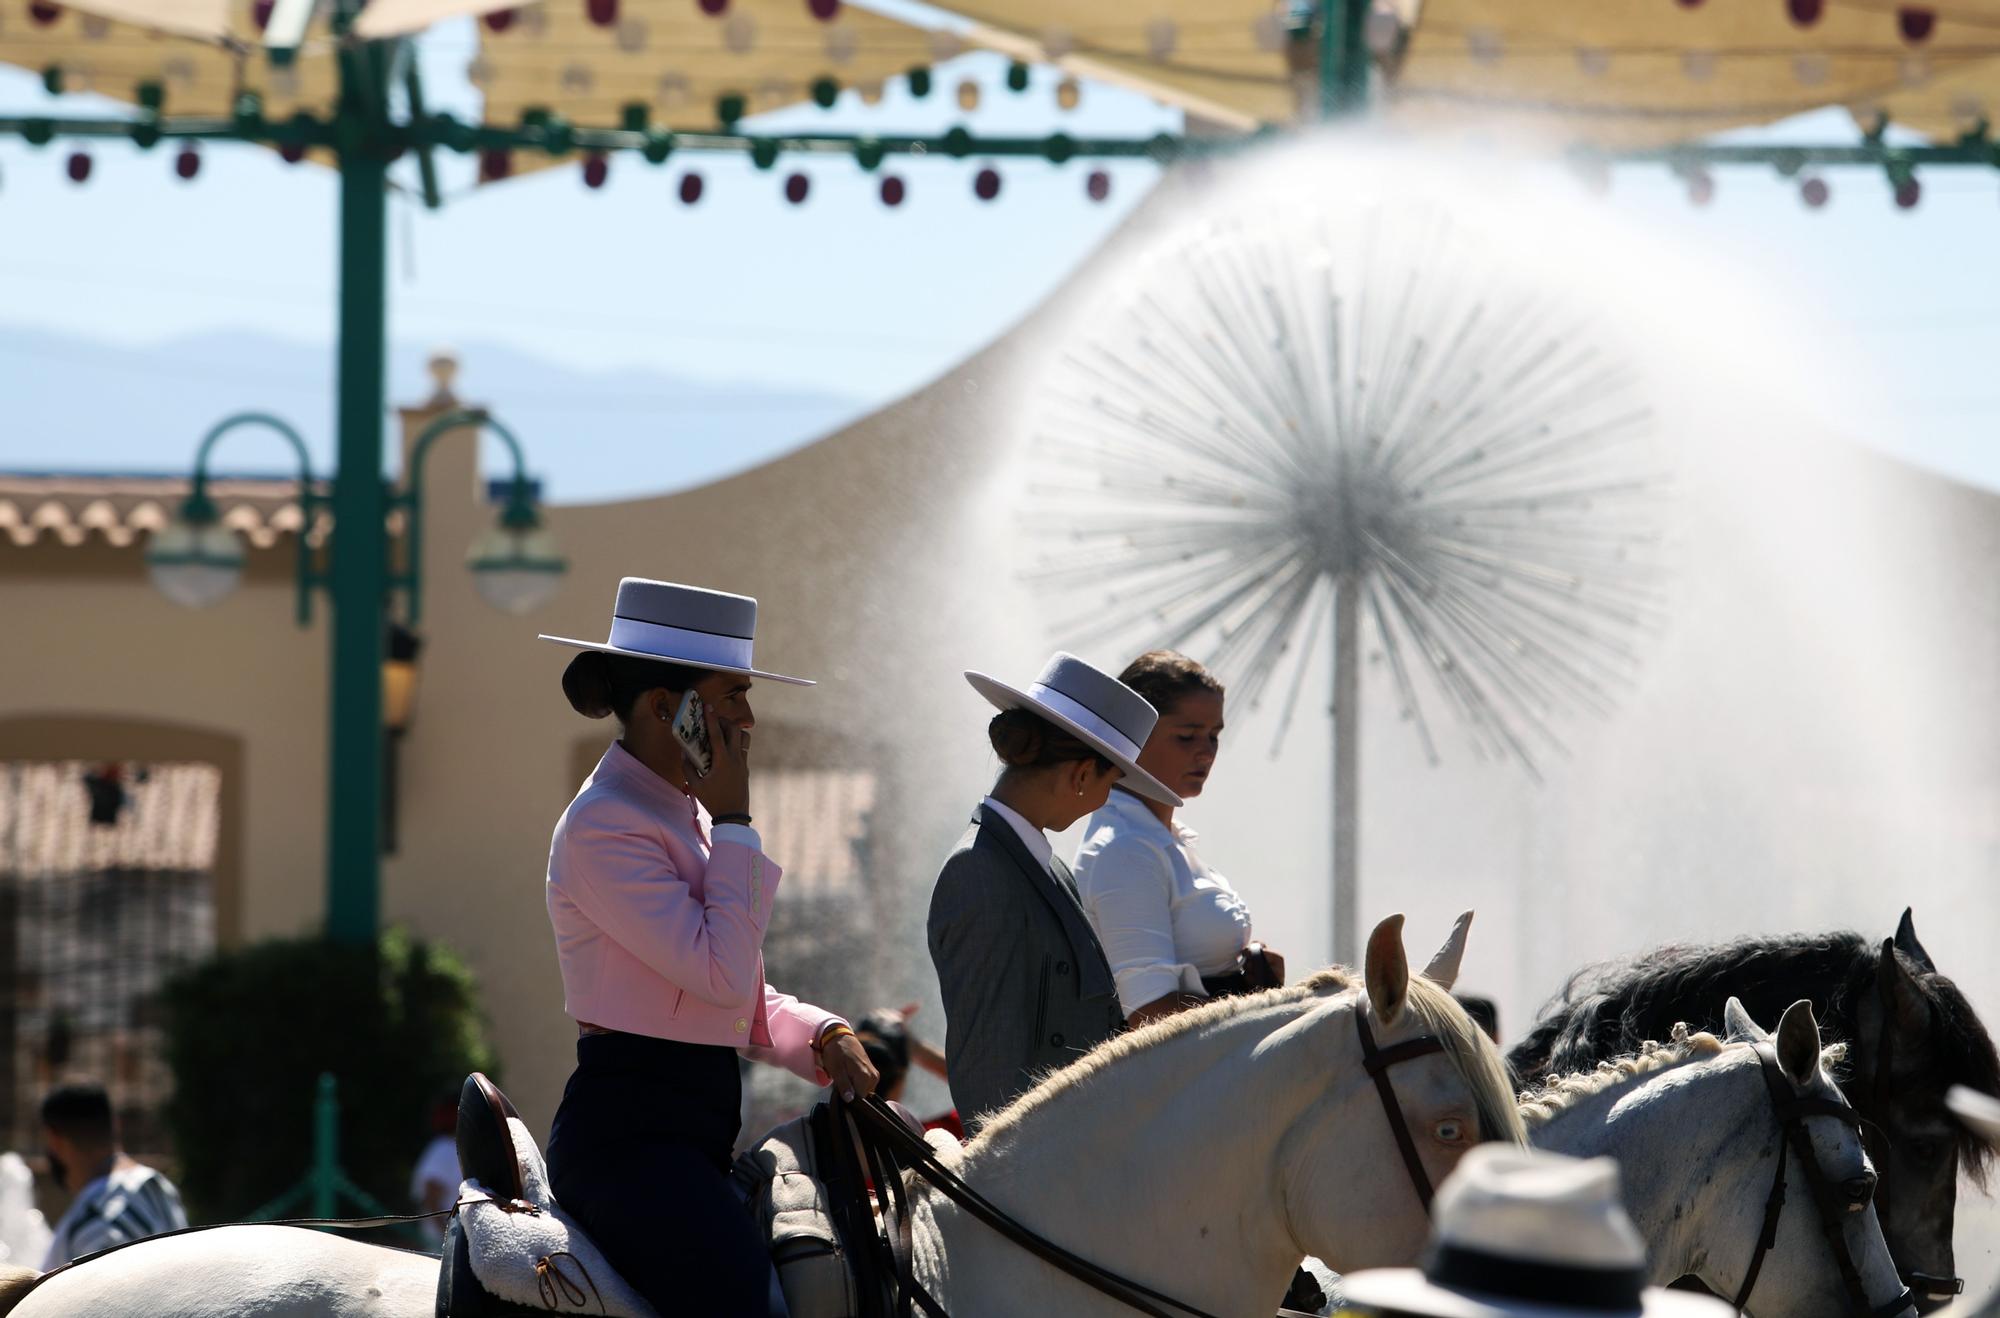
top-left (174, 145), bottom-right (200, 180)
top-left (956, 78), bottom-right (980, 111)
top-left (1685, 168), bottom-right (1714, 206)
top-left (1894, 177), bottom-right (1921, 208)
top-left (679, 171), bottom-right (704, 203)
top-left (784, 172), bottom-right (809, 204)
top-left (585, 0), bottom-right (616, 25)
top-left (252, 0), bottom-right (274, 29)
top-left (697, 0), bottom-right (726, 13)
top-left (806, 0), bottom-right (838, 18)
top-left (65, 150), bottom-right (91, 183)
top-left (279, 140), bottom-right (307, 164)
top-left (724, 12), bottom-right (756, 51)
top-left (880, 174), bottom-right (905, 206)
top-left (28, 1), bottom-right (61, 27)
top-left (483, 6), bottom-right (516, 30)
top-left (973, 166), bottom-right (1001, 200)
top-left (1786, 0), bottom-right (1822, 26)
top-left (1898, 7), bottom-right (1936, 43)
top-left (1799, 176), bottom-right (1829, 208)
top-left (1055, 77), bottom-right (1081, 111)
top-left (1681, 50), bottom-right (1716, 82)
top-left (582, 153), bottom-right (609, 188)
top-left (1085, 168), bottom-right (1110, 202)
top-left (1146, 18), bottom-right (1177, 59)
top-left (480, 148), bottom-right (512, 181)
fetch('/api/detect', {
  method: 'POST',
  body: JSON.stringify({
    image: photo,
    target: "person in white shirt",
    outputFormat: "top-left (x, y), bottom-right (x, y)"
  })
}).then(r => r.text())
top-left (1073, 651), bottom-right (1287, 1028)
top-left (39, 1082), bottom-right (187, 1270)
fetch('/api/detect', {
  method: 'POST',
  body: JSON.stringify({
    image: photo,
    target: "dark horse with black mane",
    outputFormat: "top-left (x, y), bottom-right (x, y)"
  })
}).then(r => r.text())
top-left (1510, 909), bottom-right (2000, 1313)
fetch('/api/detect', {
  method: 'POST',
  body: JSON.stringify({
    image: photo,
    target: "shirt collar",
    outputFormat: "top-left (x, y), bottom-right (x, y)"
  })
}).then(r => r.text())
top-left (598, 740), bottom-right (700, 821)
top-left (1106, 784), bottom-right (1195, 843)
top-left (981, 796), bottom-right (1054, 875)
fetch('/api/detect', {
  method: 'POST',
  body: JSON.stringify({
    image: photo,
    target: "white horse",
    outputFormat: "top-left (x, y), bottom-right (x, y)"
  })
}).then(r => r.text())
top-left (0, 912), bottom-right (1521, 1318)
top-left (1526, 996), bottom-right (1914, 1318)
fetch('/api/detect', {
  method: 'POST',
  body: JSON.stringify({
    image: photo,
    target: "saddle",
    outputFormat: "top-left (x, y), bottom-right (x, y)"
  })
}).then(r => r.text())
top-left (435, 1072), bottom-right (658, 1318)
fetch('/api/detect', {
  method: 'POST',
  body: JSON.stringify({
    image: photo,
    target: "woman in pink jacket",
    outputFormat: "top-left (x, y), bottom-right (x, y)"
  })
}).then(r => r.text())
top-left (540, 578), bottom-right (877, 1314)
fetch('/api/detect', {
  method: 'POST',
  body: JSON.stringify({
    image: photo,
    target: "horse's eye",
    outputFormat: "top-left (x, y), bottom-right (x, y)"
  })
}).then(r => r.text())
top-left (1434, 1119), bottom-right (1467, 1144)
top-left (1902, 1137), bottom-right (1946, 1163)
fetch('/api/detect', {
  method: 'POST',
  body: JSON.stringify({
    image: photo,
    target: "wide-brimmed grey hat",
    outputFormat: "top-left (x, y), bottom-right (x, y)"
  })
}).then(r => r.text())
top-left (539, 578), bottom-right (814, 686)
top-left (964, 652), bottom-right (1181, 806)
top-left (1339, 1147), bottom-right (1730, 1318)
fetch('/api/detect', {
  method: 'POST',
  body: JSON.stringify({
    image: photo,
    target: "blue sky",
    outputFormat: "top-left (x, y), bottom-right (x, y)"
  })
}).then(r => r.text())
top-left (0, 15), bottom-right (1995, 502)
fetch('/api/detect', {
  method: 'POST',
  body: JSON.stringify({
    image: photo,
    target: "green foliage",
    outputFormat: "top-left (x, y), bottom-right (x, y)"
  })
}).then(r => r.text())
top-left (160, 927), bottom-right (497, 1222)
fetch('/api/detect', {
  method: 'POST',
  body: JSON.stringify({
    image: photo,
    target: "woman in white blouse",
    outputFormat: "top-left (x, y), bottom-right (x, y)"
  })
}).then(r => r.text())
top-left (1072, 651), bottom-right (1285, 1027)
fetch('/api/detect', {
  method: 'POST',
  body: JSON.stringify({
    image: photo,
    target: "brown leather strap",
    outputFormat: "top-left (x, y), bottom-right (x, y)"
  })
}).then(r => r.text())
top-left (1354, 1009), bottom-right (1446, 1213)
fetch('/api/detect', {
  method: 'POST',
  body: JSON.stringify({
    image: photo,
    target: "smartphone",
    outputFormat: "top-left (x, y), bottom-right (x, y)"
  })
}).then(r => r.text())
top-left (671, 689), bottom-right (715, 781)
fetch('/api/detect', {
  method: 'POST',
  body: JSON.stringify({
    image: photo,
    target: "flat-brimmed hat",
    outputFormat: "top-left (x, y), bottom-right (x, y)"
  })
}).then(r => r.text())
top-left (1949, 1086), bottom-right (2000, 1148)
top-left (1339, 1147), bottom-right (1731, 1318)
top-left (539, 578), bottom-right (814, 687)
top-left (964, 652), bottom-right (1181, 806)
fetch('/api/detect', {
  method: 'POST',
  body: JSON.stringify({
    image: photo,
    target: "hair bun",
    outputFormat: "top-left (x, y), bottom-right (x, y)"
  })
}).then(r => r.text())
top-left (987, 708), bottom-right (1048, 767)
top-left (561, 651), bottom-right (617, 719)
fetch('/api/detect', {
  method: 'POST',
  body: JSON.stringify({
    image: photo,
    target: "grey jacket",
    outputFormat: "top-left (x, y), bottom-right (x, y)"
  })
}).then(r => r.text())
top-left (927, 805), bottom-right (1124, 1132)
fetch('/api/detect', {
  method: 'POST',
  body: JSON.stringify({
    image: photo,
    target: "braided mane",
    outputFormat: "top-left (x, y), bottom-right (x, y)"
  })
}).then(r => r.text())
top-left (1518, 1024), bottom-right (1723, 1129)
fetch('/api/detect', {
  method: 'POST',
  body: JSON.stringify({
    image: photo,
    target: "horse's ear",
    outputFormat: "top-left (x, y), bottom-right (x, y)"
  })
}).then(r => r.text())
top-left (1880, 937), bottom-right (1933, 1036)
top-left (1775, 999), bottom-right (1823, 1087)
top-left (1722, 996), bottom-right (1765, 1043)
top-left (1421, 911), bottom-right (1474, 991)
top-left (1894, 908), bottom-right (1937, 973)
top-left (1365, 914), bottom-right (1410, 1028)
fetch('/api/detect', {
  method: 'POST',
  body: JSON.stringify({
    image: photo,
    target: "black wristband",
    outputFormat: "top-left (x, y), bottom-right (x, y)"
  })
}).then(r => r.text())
top-left (711, 812), bottom-right (753, 827)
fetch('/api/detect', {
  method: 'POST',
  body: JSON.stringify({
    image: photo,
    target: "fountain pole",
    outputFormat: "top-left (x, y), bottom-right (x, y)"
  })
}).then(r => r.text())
top-left (1332, 576), bottom-right (1361, 968)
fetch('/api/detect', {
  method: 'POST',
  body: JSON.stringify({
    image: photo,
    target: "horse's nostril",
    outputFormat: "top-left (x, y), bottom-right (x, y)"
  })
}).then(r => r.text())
top-left (1841, 1174), bottom-right (1876, 1206)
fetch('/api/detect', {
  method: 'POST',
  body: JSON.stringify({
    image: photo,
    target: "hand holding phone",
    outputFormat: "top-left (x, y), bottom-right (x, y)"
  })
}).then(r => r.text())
top-left (681, 694), bottom-right (750, 819)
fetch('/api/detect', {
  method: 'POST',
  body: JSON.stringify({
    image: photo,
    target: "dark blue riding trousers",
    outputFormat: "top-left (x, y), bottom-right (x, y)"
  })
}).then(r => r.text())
top-left (546, 1032), bottom-right (774, 1315)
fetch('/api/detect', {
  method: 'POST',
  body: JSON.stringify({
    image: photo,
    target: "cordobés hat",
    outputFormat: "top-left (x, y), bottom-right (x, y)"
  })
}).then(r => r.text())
top-left (539, 578), bottom-right (814, 687)
top-left (964, 652), bottom-right (1182, 807)
top-left (1338, 1146), bottom-right (1731, 1318)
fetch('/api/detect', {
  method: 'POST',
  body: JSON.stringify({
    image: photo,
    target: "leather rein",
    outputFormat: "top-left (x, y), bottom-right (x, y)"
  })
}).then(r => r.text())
top-left (839, 1008), bottom-right (1449, 1318)
top-left (1730, 1042), bottom-right (1915, 1318)
top-left (1866, 948), bottom-right (1965, 1304)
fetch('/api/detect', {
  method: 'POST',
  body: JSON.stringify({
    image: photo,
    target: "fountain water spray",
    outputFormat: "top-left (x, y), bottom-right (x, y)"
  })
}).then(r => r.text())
top-left (1026, 179), bottom-right (1670, 966)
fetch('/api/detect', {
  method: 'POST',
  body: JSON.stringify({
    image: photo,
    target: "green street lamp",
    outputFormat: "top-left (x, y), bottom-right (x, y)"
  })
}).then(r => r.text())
top-left (145, 406), bottom-right (564, 944)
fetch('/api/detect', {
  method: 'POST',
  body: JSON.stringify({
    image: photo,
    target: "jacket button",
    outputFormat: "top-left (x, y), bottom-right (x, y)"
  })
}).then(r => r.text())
top-left (1050, 1033), bottom-right (1065, 1048)
top-left (734, 1018), bottom-right (748, 1034)
top-left (1056, 961), bottom-right (1069, 975)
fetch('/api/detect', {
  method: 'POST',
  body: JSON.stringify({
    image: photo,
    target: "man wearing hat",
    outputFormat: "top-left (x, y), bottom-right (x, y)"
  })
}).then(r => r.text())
top-left (928, 651), bottom-right (1182, 1133)
top-left (539, 578), bottom-right (878, 1315)
top-left (1338, 1146), bottom-right (1733, 1317)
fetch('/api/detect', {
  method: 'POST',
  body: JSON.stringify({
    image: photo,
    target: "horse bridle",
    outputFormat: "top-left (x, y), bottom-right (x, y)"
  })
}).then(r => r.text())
top-left (1866, 947), bottom-right (1966, 1304)
top-left (1731, 1042), bottom-right (1916, 1318)
top-left (837, 1009), bottom-right (1452, 1318)
top-left (1354, 1008), bottom-right (1450, 1212)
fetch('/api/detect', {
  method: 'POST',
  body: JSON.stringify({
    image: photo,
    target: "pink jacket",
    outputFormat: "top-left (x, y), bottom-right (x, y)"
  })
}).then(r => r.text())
top-left (546, 741), bottom-right (840, 1085)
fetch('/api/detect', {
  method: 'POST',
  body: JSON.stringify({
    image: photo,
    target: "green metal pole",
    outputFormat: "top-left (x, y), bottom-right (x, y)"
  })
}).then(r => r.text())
top-left (325, 31), bottom-right (392, 945)
top-left (1319, 0), bottom-right (1370, 119)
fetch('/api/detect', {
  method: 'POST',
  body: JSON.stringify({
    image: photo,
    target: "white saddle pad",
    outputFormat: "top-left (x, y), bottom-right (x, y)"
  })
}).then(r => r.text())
top-left (457, 1116), bottom-right (659, 1318)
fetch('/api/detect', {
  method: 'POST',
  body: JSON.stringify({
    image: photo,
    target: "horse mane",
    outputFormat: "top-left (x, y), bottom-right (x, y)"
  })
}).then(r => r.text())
top-left (976, 968), bottom-right (1526, 1149)
top-left (1518, 1025), bottom-right (1848, 1130)
top-left (1509, 930), bottom-right (2000, 1178)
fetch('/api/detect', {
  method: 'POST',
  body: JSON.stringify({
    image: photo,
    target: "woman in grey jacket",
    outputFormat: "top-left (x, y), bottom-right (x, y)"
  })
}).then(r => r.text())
top-left (926, 652), bottom-right (1181, 1133)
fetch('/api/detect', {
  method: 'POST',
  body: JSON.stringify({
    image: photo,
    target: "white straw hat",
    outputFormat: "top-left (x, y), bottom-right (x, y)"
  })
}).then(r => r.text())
top-left (964, 652), bottom-right (1182, 806)
top-left (539, 578), bottom-right (814, 687)
top-left (1339, 1147), bottom-right (1731, 1318)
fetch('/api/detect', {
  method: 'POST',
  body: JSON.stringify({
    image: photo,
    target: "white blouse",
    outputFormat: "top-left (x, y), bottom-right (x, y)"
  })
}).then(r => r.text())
top-left (1071, 788), bottom-right (1254, 1016)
